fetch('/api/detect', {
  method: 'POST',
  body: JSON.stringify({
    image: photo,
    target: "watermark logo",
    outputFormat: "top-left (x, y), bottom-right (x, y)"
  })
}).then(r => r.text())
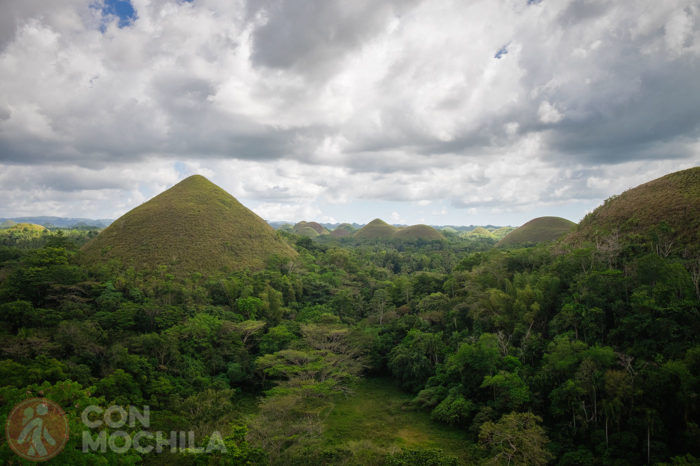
top-left (6, 398), bottom-right (69, 462)
top-left (81, 405), bottom-right (227, 455)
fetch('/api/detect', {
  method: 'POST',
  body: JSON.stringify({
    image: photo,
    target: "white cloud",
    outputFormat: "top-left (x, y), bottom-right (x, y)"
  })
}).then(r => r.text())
top-left (538, 101), bottom-right (563, 124)
top-left (0, 0), bottom-right (699, 225)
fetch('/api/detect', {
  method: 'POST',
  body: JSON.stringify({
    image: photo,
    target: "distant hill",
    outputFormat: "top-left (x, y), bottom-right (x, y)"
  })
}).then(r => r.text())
top-left (565, 167), bottom-right (700, 251)
top-left (497, 217), bottom-right (576, 247)
top-left (353, 219), bottom-right (399, 240)
top-left (80, 175), bottom-right (296, 275)
top-left (0, 217), bottom-right (112, 229)
top-left (330, 223), bottom-right (356, 238)
top-left (464, 226), bottom-right (494, 238)
top-left (5, 223), bottom-right (48, 232)
top-left (267, 221), bottom-right (293, 230)
top-left (491, 226), bottom-right (516, 240)
top-left (394, 224), bottom-right (444, 241)
top-left (293, 221), bottom-right (329, 237)
top-left (353, 220), bottom-right (445, 241)
top-left (440, 226), bottom-right (458, 235)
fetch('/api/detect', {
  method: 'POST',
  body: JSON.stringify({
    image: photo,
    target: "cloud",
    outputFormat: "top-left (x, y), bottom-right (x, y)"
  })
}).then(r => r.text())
top-left (246, 0), bottom-right (419, 74)
top-left (0, 0), bottom-right (699, 225)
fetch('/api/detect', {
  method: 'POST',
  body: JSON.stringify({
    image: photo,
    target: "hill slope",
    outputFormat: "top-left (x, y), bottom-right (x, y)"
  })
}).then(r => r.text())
top-left (497, 217), bottom-right (575, 247)
top-left (353, 219), bottom-right (398, 240)
top-left (80, 175), bottom-right (296, 275)
top-left (394, 224), bottom-right (444, 241)
top-left (565, 166), bottom-right (700, 250)
top-left (5, 223), bottom-right (47, 232)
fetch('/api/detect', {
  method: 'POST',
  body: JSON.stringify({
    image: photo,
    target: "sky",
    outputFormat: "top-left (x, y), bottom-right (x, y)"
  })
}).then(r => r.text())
top-left (0, 0), bottom-right (699, 227)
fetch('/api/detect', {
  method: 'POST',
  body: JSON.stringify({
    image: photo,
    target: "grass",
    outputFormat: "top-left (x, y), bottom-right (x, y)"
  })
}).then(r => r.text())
top-left (567, 166), bottom-right (700, 250)
top-left (394, 224), bottom-right (445, 241)
top-left (294, 221), bottom-right (328, 237)
top-left (321, 377), bottom-right (475, 463)
top-left (354, 220), bottom-right (444, 242)
top-left (353, 219), bottom-right (398, 240)
top-left (80, 175), bottom-right (296, 276)
top-left (330, 223), bottom-right (355, 238)
top-left (497, 216), bottom-right (575, 247)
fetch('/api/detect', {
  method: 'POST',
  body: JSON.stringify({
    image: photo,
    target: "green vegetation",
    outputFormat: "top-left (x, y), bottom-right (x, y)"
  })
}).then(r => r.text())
top-left (464, 227), bottom-right (494, 239)
top-left (80, 175), bottom-right (296, 275)
top-left (497, 216), bottom-right (575, 247)
top-left (3, 222), bottom-right (47, 232)
top-left (489, 226), bottom-right (516, 240)
top-left (0, 168), bottom-right (699, 465)
top-left (319, 378), bottom-right (473, 463)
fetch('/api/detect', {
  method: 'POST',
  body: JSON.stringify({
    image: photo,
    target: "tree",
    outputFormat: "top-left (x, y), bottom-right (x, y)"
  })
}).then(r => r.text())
top-left (236, 296), bottom-right (264, 319)
top-left (479, 412), bottom-right (553, 465)
top-left (481, 370), bottom-right (531, 413)
top-left (388, 330), bottom-right (444, 392)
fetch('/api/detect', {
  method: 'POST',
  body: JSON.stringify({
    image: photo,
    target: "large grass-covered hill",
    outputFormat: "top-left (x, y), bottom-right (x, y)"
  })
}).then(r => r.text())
top-left (353, 219), bottom-right (398, 240)
top-left (394, 224), bottom-right (444, 241)
top-left (80, 175), bottom-right (296, 275)
top-left (565, 166), bottom-right (700, 251)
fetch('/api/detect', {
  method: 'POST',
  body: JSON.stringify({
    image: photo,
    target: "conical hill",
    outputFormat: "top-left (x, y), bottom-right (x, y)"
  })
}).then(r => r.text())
top-left (353, 219), bottom-right (398, 240)
top-left (394, 224), bottom-right (444, 241)
top-left (497, 216), bottom-right (576, 247)
top-left (80, 175), bottom-right (296, 275)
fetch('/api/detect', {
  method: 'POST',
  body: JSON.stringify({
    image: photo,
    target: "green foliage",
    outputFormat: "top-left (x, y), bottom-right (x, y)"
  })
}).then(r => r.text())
top-left (388, 329), bottom-right (444, 392)
top-left (431, 388), bottom-right (475, 426)
top-left (385, 448), bottom-right (459, 465)
top-left (0, 169), bottom-right (699, 464)
top-left (479, 412), bottom-right (553, 465)
top-left (187, 424), bottom-right (267, 465)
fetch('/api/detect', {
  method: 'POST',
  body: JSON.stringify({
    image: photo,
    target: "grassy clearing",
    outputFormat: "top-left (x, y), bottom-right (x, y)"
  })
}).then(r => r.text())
top-left (321, 377), bottom-right (475, 463)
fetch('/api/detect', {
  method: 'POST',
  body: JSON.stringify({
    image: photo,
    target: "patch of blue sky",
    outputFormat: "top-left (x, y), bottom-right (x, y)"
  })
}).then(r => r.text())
top-left (97, 0), bottom-right (137, 30)
top-left (494, 45), bottom-right (509, 59)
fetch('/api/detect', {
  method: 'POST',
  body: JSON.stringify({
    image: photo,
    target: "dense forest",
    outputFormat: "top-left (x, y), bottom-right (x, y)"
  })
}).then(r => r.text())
top-left (0, 209), bottom-right (698, 466)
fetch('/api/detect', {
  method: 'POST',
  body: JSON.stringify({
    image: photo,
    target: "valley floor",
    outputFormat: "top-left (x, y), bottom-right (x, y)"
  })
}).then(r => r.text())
top-left (321, 377), bottom-right (475, 464)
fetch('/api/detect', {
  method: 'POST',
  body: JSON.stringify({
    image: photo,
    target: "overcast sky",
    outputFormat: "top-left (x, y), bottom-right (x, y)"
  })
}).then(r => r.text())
top-left (1, 0), bottom-right (698, 226)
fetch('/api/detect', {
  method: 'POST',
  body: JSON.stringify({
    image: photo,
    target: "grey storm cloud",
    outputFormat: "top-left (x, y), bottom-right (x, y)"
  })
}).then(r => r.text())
top-left (247, 0), bottom-right (419, 73)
